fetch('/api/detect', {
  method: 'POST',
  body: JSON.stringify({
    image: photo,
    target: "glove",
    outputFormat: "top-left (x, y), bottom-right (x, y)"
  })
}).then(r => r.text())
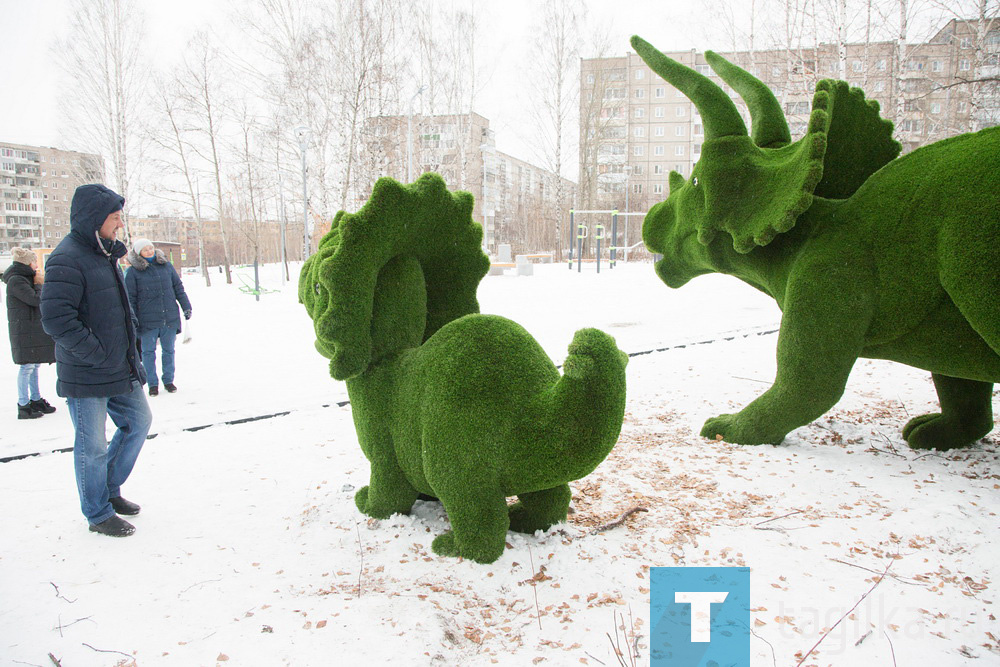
top-left (184, 310), bottom-right (192, 320)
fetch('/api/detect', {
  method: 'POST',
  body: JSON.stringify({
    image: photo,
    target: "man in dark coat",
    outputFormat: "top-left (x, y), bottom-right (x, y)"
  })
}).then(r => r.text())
top-left (2, 247), bottom-right (57, 419)
top-left (40, 184), bottom-right (152, 538)
top-left (125, 239), bottom-right (192, 396)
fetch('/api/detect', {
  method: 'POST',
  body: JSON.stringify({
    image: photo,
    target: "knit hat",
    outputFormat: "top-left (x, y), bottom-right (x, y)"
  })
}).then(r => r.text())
top-left (133, 238), bottom-right (154, 255)
top-left (11, 247), bottom-right (36, 265)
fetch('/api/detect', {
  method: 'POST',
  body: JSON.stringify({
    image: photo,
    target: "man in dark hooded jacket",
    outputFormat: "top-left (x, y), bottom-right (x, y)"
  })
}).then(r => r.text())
top-left (41, 184), bottom-right (152, 537)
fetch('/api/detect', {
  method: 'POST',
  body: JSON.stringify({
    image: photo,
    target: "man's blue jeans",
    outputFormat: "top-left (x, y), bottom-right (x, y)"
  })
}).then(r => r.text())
top-left (139, 326), bottom-right (177, 388)
top-left (67, 381), bottom-right (153, 524)
top-left (17, 363), bottom-right (41, 405)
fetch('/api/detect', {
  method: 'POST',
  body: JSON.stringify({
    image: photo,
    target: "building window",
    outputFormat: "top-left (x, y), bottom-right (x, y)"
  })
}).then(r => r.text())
top-left (877, 59), bottom-right (886, 71)
top-left (931, 102), bottom-right (941, 114)
top-left (675, 106), bottom-right (686, 117)
top-left (674, 126), bottom-right (685, 136)
top-left (654, 126), bottom-right (665, 137)
top-left (604, 87), bottom-right (626, 99)
top-left (693, 123), bottom-right (703, 136)
top-left (633, 145), bottom-right (644, 156)
top-left (960, 37), bottom-right (972, 48)
top-left (852, 61), bottom-right (862, 72)
top-left (654, 145), bottom-right (665, 156)
top-left (632, 183), bottom-right (642, 194)
top-left (634, 127), bottom-right (645, 137)
top-left (653, 183), bottom-right (663, 194)
top-left (904, 100), bottom-right (919, 112)
top-left (873, 81), bottom-right (885, 92)
top-left (693, 144), bottom-right (702, 156)
top-left (932, 60), bottom-right (942, 72)
top-left (906, 59), bottom-right (924, 71)
top-left (634, 107), bottom-right (645, 118)
top-left (654, 107), bottom-right (664, 118)
top-left (653, 164), bottom-right (663, 174)
top-left (632, 165), bottom-right (643, 175)
top-left (654, 87), bottom-right (665, 98)
top-left (696, 64), bottom-right (711, 75)
top-left (674, 145), bottom-right (685, 156)
top-left (635, 69), bottom-right (644, 80)
top-left (634, 88), bottom-right (645, 98)
top-left (959, 59), bottom-right (970, 71)
top-left (674, 164), bottom-right (686, 175)
top-left (587, 74), bottom-right (595, 84)
top-left (958, 101), bottom-right (968, 112)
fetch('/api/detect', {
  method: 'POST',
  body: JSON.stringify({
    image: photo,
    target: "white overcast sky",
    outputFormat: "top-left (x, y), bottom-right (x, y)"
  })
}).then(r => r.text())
top-left (0, 0), bottom-right (951, 169)
top-left (0, 0), bottom-right (739, 167)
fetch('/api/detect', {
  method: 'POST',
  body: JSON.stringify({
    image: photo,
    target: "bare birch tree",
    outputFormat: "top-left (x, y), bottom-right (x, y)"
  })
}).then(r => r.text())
top-left (55, 0), bottom-right (148, 241)
top-left (147, 75), bottom-right (211, 286)
top-left (175, 32), bottom-right (236, 283)
top-left (522, 0), bottom-right (584, 259)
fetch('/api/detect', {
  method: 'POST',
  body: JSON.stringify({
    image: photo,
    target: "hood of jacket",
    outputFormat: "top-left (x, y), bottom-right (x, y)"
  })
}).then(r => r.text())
top-left (2, 260), bottom-right (35, 284)
top-left (69, 184), bottom-right (128, 258)
top-left (127, 248), bottom-right (168, 271)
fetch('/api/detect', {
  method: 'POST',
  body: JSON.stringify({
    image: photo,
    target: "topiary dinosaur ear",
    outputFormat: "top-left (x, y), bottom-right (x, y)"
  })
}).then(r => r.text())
top-left (696, 91), bottom-right (831, 253)
top-left (306, 173), bottom-right (489, 380)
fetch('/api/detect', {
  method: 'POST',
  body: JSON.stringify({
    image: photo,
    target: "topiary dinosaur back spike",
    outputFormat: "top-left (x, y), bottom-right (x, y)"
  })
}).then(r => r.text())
top-left (299, 172), bottom-right (489, 380)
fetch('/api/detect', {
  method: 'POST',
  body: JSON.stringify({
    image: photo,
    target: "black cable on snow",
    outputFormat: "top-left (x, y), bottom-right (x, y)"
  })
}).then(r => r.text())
top-left (1, 329), bottom-right (778, 464)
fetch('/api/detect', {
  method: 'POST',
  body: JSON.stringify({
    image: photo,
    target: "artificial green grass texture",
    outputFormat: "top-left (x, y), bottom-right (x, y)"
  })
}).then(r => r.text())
top-left (300, 173), bottom-right (628, 563)
top-left (633, 35), bottom-right (1000, 450)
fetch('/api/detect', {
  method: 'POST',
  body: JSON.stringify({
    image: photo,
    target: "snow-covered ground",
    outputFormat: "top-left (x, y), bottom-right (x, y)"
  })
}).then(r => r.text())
top-left (0, 260), bottom-right (996, 666)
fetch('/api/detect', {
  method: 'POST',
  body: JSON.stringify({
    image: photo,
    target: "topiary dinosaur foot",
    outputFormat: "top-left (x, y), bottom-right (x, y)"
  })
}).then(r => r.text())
top-left (904, 374), bottom-right (995, 450)
top-left (902, 413), bottom-right (991, 450)
top-left (701, 413), bottom-right (786, 446)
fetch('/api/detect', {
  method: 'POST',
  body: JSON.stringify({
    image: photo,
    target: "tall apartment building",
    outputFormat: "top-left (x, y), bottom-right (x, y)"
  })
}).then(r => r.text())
top-left (0, 141), bottom-right (104, 253)
top-left (365, 112), bottom-right (576, 255)
top-left (580, 18), bottom-right (1000, 216)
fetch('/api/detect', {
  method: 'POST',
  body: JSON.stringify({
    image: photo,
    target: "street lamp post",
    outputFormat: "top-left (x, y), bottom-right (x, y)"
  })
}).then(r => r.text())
top-left (294, 126), bottom-right (311, 261)
top-left (406, 85), bottom-right (427, 183)
top-left (623, 164), bottom-right (633, 262)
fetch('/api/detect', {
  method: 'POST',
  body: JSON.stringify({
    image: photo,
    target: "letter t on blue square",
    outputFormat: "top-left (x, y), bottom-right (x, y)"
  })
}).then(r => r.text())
top-left (650, 567), bottom-right (751, 666)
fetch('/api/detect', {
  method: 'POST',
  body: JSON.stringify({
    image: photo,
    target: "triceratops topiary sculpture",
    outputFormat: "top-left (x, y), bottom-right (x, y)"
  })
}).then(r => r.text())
top-left (299, 173), bottom-right (628, 563)
top-left (632, 35), bottom-right (999, 450)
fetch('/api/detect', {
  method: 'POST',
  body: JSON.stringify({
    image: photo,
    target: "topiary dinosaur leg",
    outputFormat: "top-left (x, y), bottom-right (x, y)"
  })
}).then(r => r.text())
top-left (355, 457), bottom-right (419, 520)
top-left (939, 217), bottom-right (1000, 358)
top-left (902, 374), bottom-right (994, 450)
top-left (508, 484), bottom-right (572, 533)
top-left (431, 492), bottom-right (510, 564)
top-left (702, 263), bottom-right (874, 445)
top-left (508, 485), bottom-right (572, 534)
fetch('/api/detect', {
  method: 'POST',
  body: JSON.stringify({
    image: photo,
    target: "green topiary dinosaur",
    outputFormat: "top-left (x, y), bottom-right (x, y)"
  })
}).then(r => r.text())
top-left (299, 173), bottom-right (628, 563)
top-left (632, 35), bottom-right (999, 450)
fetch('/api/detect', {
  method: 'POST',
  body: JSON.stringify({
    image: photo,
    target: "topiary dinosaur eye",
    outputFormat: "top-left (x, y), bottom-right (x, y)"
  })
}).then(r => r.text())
top-left (314, 282), bottom-right (321, 296)
top-left (691, 176), bottom-right (699, 187)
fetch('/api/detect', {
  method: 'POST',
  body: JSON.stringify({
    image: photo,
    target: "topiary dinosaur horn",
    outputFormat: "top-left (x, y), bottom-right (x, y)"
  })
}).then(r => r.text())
top-left (704, 51), bottom-right (790, 149)
top-left (631, 35), bottom-right (747, 140)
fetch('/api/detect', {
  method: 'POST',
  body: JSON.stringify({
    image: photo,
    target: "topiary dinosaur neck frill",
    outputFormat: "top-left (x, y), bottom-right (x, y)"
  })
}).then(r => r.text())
top-left (299, 173), bottom-right (489, 380)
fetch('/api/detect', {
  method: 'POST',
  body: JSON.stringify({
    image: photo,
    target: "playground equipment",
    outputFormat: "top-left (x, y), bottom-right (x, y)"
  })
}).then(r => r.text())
top-left (567, 209), bottom-right (646, 273)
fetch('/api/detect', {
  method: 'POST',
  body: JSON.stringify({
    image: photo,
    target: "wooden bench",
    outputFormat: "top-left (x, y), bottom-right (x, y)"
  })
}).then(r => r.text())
top-left (488, 262), bottom-right (516, 276)
top-left (516, 253), bottom-right (554, 263)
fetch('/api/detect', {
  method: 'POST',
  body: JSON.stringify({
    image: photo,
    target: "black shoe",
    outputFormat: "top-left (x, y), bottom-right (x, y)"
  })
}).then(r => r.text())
top-left (164, 383), bottom-right (177, 393)
top-left (17, 403), bottom-right (42, 420)
top-left (29, 398), bottom-right (56, 414)
top-left (149, 385), bottom-right (158, 396)
top-left (109, 496), bottom-right (141, 516)
top-left (89, 515), bottom-right (136, 537)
